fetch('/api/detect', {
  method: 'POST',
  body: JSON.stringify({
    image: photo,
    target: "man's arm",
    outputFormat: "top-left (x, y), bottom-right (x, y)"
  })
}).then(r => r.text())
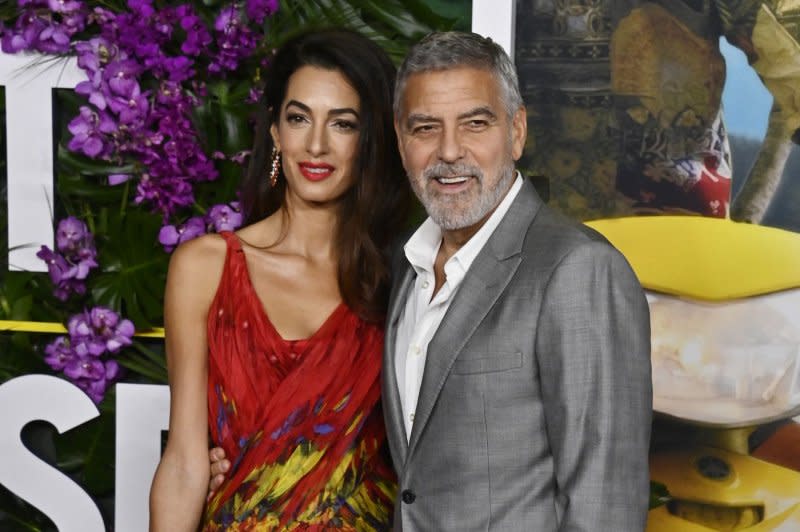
top-left (535, 241), bottom-right (652, 531)
top-left (208, 447), bottom-right (230, 500)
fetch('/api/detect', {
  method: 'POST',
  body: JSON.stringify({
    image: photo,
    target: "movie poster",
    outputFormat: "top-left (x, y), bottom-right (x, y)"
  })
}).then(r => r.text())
top-left (513, 0), bottom-right (800, 528)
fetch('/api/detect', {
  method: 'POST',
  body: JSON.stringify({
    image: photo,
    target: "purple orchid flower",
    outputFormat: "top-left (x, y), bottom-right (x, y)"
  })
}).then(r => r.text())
top-left (206, 203), bottom-right (243, 233)
top-left (178, 6), bottom-right (212, 56)
top-left (43, 305), bottom-right (132, 404)
top-left (134, 173), bottom-right (195, 217)
top-left (158, 216), bottom-right (206, 252)
top-left (89, 306), bottom-right (135, 352)
top-left (1, 11), bottom-right (45, 53)
top-left (75, 37), bottom-right (120, 74)
top-left (71, 359), bottom-right (121, 403)
top-left (36, 217), bottom-right (99, 300)
top-left (209, 6), bottom-right (257, 73)
top-left (69, 314), bottom-right (107, 357)
top-left (67, 106), bottom-right (117, 158)
top-left (47, 0), bottom-right (84, 13)
top-left (246, 0), bottom-right (279, 24)
top-left (6, 0), bottom-right (276, 234)
top-left (68, 306), bottom-right (135, 357)
top-left (106, 80), bottom-right (150, 124)
top-left (64, 355), bottom-right (106, 381)
top-left (0, 0), bottom-right (87, 54)
top-left (43, 336), bottom-right (76, 371)
top-left (56, 216), bottom-right (90, 252)
top-left (75, 73), bottom-right (108, 110)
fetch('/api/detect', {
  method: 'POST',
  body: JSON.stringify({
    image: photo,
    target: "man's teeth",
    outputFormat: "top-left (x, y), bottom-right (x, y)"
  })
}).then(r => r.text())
top-left (436, 176), bottom-right (468, 184)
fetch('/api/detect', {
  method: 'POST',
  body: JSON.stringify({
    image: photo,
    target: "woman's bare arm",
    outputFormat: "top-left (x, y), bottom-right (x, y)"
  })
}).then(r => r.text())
top-left (149, 235), bottom-right (226, 531)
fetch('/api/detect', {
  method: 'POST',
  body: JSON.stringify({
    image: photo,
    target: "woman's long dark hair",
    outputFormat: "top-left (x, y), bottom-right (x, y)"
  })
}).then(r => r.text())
top-left (241, 29), bottom-right (410, 322)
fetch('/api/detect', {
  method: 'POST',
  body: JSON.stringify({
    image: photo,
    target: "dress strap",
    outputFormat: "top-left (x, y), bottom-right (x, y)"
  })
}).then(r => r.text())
top-left (218, 230), bottom-right (243, 252)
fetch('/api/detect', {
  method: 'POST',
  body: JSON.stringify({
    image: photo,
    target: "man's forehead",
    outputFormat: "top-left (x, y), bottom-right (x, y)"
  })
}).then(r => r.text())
top-left (399, 67), bottom-right (502, 115)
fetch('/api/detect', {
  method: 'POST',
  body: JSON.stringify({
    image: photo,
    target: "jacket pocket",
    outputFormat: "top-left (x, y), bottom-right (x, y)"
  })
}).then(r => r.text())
top-left (453, 352), bottom-right (522, 375)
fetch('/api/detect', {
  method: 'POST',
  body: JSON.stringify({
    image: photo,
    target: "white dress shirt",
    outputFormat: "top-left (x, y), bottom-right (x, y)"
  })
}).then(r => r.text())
top-left (394, 174), bottom-right (523, 440)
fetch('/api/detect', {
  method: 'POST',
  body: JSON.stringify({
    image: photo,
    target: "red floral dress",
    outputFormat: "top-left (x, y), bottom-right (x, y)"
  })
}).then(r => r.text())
top-left (203, 231), bottom-right (395, 531)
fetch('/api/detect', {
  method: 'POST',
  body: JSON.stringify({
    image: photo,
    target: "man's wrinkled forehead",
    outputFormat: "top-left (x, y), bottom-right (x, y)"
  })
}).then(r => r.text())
top-left (396, 66), bottom-right (502, 118)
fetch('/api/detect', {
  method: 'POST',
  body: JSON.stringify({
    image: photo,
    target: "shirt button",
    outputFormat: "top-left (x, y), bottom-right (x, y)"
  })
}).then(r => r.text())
top-left (401, 489), bottom-right (416, 504)
top-left (422, 280), bottom-right (430, 289)
top-left (412, 346), bottom-right (421, 356)
top-left (410, 413), bottom-right (415, 422)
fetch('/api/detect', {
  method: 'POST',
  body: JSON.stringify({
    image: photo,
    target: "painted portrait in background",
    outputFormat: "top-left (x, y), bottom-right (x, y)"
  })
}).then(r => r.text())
top-left (514, 0), bottom-right (800, 228)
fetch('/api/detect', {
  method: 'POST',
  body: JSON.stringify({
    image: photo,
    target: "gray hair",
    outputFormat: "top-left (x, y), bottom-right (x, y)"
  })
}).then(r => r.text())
top-left (394, 31), bottom-right (523, 118)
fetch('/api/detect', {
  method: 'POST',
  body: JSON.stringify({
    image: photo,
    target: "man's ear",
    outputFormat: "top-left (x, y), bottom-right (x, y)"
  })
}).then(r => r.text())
top-left (511, 105), bottom-right (527, 161)
top-left (394, 118), bottom-right (407, 168)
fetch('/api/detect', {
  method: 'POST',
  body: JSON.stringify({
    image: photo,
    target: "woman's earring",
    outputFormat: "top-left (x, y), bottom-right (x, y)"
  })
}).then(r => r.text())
top-left (269, 147), bottom-right (281, 188)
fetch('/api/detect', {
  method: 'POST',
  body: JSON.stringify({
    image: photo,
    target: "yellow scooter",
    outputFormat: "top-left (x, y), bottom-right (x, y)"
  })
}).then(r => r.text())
top-left (587, 216), bottom-right (800, 531)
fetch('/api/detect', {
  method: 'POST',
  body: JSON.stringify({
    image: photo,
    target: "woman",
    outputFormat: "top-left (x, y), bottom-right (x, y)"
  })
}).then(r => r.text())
top-left (149, 29), bottom-right (409, 531)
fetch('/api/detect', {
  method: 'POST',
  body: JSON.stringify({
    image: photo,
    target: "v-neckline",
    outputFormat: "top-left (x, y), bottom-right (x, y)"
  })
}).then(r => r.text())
top-left (231, 234), bottom-right (347, 343)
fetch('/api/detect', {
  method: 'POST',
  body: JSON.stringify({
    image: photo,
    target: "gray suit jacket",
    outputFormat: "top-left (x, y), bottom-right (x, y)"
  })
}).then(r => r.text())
top-left (382, 179), bottom-right (652, 531)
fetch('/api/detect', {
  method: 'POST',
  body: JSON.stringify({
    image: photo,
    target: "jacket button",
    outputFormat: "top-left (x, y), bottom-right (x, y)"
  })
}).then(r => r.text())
top-left (401, 489), bottom-right (416, 504)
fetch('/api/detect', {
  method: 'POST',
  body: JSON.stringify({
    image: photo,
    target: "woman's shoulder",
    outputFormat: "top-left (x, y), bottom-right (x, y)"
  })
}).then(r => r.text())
top-left (167, 233), bottom-right (229, 289)
top-left (172, 232), bottom-right (228, 262)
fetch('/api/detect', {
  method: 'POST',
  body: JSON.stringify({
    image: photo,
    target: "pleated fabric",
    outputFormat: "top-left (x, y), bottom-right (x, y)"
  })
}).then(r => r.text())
top-left (203, 231), bottom-right (395, 531)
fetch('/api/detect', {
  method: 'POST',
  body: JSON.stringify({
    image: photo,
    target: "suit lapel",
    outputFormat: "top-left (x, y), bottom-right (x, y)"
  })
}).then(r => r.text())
top-left (382, 258), bottom-right (415, 466)
top-left (407, 179), bottom-right (543, 455)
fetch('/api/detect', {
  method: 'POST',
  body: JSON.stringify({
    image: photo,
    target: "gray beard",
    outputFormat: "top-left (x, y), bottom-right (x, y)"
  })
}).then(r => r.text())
top-left (412, 162), bottom-right (516, 231)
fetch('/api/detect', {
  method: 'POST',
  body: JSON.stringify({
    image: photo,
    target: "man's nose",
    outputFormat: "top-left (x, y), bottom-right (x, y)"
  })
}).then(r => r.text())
top-left (437, 126), bottom-right (464, 163)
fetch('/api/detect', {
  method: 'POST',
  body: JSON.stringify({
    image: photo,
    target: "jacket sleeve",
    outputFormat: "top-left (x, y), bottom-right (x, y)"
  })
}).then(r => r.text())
top-left (535, 241), bottom-right (652, 531)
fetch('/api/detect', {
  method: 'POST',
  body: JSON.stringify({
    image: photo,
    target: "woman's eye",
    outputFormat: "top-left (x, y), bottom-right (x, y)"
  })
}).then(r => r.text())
top-left (333, 120), bottom-right (358, 131)
top-left (286, 113), bottom-right (308, 124)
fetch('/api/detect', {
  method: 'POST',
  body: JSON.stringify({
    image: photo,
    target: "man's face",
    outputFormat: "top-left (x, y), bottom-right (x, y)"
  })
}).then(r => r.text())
top-left (395, 67), bottom-right (526, 231)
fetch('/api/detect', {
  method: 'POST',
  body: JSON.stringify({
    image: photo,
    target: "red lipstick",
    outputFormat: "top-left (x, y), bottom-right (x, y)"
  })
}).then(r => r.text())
top-left (299, 162), bottom-right (335, 182)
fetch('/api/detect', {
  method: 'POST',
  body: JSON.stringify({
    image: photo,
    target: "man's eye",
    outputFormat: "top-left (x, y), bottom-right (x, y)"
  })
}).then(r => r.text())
top-left (467, 120), bottom-right (489, 129)
top-left (412, 124), bottom-right (435, 134)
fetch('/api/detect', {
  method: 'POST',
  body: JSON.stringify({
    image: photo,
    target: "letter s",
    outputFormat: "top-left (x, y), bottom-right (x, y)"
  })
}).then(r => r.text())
top-left (0, 374), bottom-right (105, 531)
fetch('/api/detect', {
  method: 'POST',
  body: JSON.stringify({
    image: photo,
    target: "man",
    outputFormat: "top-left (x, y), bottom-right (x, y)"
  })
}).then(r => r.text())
top-left (210, 31), bottom-right (652, 531)
top-left (382, 31), bottom-right (651, 531)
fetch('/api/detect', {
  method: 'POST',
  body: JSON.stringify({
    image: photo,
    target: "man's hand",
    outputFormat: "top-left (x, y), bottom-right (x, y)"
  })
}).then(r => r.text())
top-left (207, 447), bottom-right (230, 500)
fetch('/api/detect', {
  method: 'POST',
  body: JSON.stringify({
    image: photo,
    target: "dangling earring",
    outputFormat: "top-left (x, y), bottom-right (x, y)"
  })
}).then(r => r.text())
top-left (269, 147), bottom-right (281, 188)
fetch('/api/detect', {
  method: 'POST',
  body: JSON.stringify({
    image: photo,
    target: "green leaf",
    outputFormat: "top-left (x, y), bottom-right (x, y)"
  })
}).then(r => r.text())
top-left (403, 0), bottom-right (468, 29)
top-left (0, 271), bottom-right (68, 323)
top-left (350, 0), bottom-right (443, 39)
top-left (55, 403), bottom-right (116, 495)
top-left (91, 209), bottom-right (169, 328)
top-left (57, 145), bottom-right (137, 178)
top-left (0, 484), bottom-right (54, 531)
top-left (10, 295), bottom-right (33, 320)
top-left (0, 334), bottom-right (50, 383)
top-left (202, 80), bottom-right (255, 155)
top-left (116, 340), bottom-right (167, 383)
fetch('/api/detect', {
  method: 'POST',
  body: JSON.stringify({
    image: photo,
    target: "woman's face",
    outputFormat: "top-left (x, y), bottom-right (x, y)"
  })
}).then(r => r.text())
top-left (271, 65), bottom-right (361, 206)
